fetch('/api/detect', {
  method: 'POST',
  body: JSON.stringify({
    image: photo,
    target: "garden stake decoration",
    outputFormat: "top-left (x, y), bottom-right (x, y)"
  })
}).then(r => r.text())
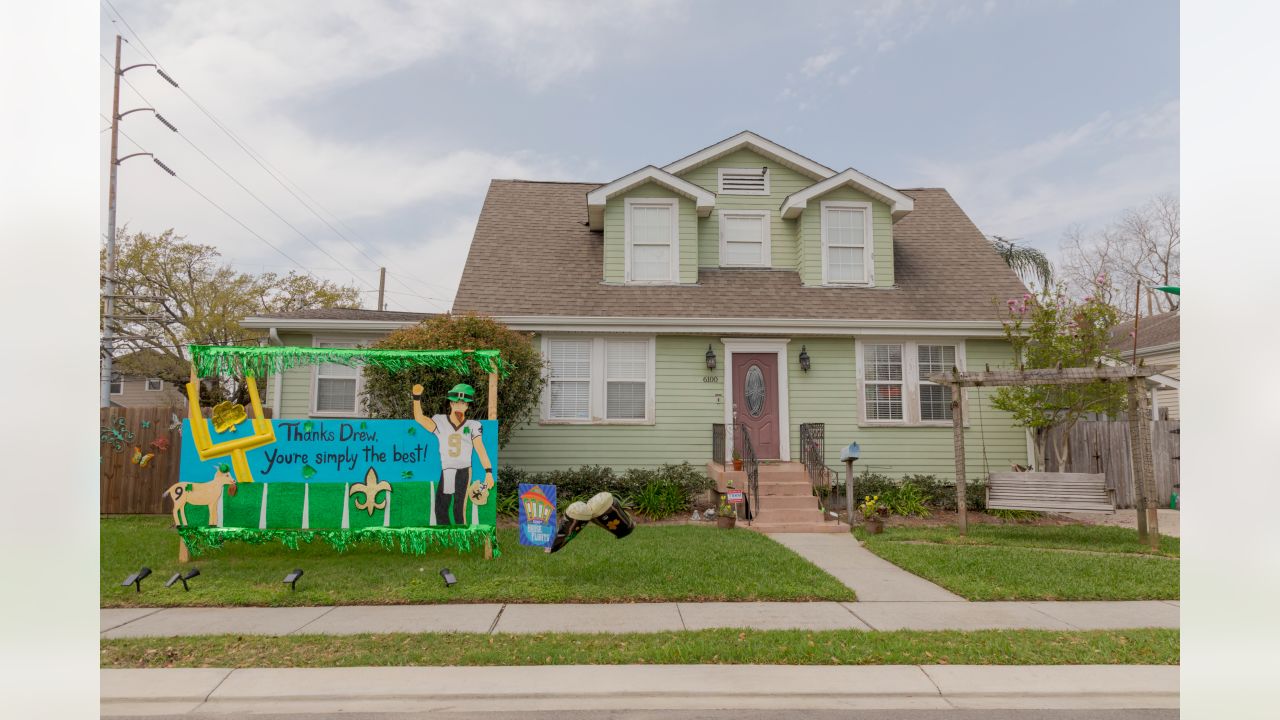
top-left (170, 345), bottom-right (507, 562)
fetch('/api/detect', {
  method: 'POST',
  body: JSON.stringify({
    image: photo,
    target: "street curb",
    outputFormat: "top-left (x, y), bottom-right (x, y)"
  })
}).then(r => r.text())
top-left (101, 664), bottom-right (1179, 715)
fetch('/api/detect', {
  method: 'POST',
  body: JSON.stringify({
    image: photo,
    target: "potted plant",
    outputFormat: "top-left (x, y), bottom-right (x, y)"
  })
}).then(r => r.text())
top-left (716, 494), bottom-right (737, 529)
top-left (731, 449), bottom-right (743, 471)
top-left (858, 495), bottom-right (886, 535)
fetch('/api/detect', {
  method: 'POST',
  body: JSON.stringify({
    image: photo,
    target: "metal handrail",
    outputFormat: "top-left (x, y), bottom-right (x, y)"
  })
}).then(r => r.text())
top-left (800, 423), bottom-right (847, 524)
top-left (711, 423), bottom-right (726, 466)
top-left (738, 424), bottom-right (759, 523)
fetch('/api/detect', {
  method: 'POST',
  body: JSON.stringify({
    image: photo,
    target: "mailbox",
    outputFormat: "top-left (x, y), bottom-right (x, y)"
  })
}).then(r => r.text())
top-left (839, 442), bottom-right (861, 462)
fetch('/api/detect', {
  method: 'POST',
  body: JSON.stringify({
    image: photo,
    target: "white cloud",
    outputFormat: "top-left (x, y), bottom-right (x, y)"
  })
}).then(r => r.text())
top-left (907, 100), bottom-right (1180, 253)
top-left (801, 49), bottom-right (843, 76)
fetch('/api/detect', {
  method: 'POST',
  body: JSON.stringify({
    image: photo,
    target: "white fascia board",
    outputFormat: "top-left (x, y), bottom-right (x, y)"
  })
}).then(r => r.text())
top-left (1100, 355), bottom-right (1180, 389)
top-left (239, 317), bottom-right (418, 332)
top-left (662, 131), bottom-right (837, 181)
top-left (780, 168), bottom-right (915, 220)
top-left (495, 315), bottom-right (1007, 337)
top-left (585, 166), bottom-right (715, 230)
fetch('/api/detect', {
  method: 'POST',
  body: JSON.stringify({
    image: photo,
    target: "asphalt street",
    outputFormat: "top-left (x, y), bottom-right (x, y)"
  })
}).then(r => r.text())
top-left (111, 710), bottom-right (1179, 719)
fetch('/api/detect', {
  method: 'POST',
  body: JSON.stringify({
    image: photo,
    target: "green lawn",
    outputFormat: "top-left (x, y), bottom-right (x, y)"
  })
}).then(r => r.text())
top-left (101, 628), bottom-right (1179, 668)
top-left (102, 516), bottom-right (855, 606)
top-left (856, 525), bottom-right (1179, 601)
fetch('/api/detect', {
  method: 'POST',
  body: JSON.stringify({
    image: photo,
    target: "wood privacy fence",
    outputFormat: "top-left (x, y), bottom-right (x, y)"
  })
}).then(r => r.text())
top-left (1042, 420), bottom-right (1180, 508)
top-left (100, 405), bottom-right (271, 515)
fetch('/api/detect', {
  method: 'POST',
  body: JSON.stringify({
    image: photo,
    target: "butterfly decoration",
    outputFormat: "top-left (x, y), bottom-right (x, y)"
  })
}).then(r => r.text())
top-left (140, 420), bottom-right (152, 429)
top-left (130, 446), bottom-right (155, 469)
top-left (149, 436), bottom-right (170, 452)
top-left (168, 413), bottom-right (182, 433)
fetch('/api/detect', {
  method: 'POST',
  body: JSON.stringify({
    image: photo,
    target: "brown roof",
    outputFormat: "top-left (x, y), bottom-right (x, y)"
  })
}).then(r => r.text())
top-left (453, 180), bottom-right (1027, 321)
top-left (249, 308), bottom-right (435, 322)
top-left (1110, 310), bottom-right (1180, 351)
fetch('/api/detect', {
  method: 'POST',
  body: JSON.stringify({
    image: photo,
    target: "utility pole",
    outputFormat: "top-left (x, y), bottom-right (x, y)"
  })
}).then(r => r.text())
top-left (377, 267), bottom-right (386, 311)
top-left (100, 35), bottom-right (179, 407)
top-left (101, 34), bottom-right (123, 408)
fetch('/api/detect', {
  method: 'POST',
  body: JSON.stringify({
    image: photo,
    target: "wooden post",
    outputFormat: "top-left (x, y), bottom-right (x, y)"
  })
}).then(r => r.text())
top-left (951, 377), bottom-right (968, 535)
top-left (483, 536), bottom-right (493, 560)
top-left (488, 371), bottom-right (498, 421)
top-left (1126, 380), bottom-right (1150, 543)
top-left (178, 537), bottom-right (190, 563)
top-left (1134, 383), bottom-right (1161, 549)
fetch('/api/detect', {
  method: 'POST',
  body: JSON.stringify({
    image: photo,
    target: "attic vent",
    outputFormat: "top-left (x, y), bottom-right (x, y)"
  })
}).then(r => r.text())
top-left (718, 167), bottom-right (769, 195)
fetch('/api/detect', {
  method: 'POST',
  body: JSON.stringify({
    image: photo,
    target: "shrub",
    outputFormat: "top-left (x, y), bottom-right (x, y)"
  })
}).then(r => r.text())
top-left (848, 471), bottom-right (987, 512)
top-left (628, 479), bottom-right (690, 520)
top-left (493, 463), bottom-right (712, 519)
top-left (880, 479), bottom-right (931, 517)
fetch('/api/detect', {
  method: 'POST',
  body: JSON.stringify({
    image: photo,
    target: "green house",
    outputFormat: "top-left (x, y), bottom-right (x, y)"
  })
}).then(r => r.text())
top-left (242, 132), bottom-right (1032, 501)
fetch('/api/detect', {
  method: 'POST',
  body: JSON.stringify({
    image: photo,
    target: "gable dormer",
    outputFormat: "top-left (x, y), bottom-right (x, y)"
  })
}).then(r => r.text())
top-left (587, 167), bottom-right (713, 285)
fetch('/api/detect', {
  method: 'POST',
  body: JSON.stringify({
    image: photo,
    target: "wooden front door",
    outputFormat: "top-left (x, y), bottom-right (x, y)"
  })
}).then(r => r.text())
top-left (732, 352), bottom-right (780, 459)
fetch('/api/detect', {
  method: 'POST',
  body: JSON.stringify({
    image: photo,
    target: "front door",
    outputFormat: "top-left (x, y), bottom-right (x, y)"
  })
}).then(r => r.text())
top-left (732, 352), bottom-right (780, 459)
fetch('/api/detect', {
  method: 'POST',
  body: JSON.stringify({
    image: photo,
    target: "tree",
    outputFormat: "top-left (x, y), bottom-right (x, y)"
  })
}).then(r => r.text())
top-left (1059, 194), bottom-right (1180, 317)
top-left (361, 314), bottom-right (546, 448)
top-left (988, 235), bottom-right (1053, 289)
top-left (103, 228), bottom-right (362, 401)
top-left (991, 282), bottom-right (1127, 469)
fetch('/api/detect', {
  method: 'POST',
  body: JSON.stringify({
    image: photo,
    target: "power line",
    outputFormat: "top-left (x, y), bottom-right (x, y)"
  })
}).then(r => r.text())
top-left (98, 1), bottom-right (450, 312)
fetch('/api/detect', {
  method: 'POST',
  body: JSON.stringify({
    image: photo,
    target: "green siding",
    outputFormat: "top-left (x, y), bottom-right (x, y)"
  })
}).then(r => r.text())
top-left (500, 335), bottom-right (726, 471)
top-left (797, 186), bottom-right (894, 287)
top-left (676, 148), bottom-right (812, 269)
top-left (271, 331), bottom-right (377, 420)
top-left (602, 184), bottom-right (698, 284)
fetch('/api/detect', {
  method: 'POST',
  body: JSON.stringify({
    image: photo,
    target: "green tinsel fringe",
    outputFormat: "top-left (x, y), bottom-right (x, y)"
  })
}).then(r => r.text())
top-left (176, 525), bottom-right (501, 559)
top-left (189, 345), bottom-right (507, 379)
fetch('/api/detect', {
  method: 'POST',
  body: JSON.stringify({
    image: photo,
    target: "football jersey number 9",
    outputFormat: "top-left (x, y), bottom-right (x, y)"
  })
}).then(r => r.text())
top-left (448, 434), bottom-right (462, 458)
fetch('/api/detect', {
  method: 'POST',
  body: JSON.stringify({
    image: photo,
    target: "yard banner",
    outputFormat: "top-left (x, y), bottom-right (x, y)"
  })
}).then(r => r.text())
top-left (518, 483), bottom-right (557, 548)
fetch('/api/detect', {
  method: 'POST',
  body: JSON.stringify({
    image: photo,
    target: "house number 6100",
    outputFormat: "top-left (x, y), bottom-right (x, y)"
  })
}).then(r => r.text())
top-left (703, 375), bottom-right (719, 383)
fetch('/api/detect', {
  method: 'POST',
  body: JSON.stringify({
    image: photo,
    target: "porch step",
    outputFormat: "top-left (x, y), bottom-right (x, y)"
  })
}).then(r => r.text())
top-left (756, 495), bottom-right (821, 510)
top-left (757, 481), bottom-right (814, 496)
top-left (745, 521), bottom-right (848, 534)
top-left (749, 508), bottom-right (827, 523)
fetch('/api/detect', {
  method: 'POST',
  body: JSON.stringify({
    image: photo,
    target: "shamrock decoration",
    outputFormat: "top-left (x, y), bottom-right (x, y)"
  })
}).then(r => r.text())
top-left (400, 470), bottom-right (414, 480)
top-left (463, 427), bottom-right (471, 435)
top-left (302, 420), bottom-right (315, 433)
top-left (301, 464), bottom-right (317, 479)
top-left (406, 427), bottom-right (417, 436)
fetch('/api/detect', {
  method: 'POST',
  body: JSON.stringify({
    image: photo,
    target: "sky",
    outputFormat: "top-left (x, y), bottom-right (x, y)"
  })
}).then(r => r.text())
top-left (100, 0), bottom-right (1179, 312)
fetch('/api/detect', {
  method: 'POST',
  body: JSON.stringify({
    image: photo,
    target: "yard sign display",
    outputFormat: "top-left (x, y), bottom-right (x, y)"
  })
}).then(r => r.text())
top-left (170, 344), bottom-right (506, 559)
top-left (517, 483), bottom-right (557, 548)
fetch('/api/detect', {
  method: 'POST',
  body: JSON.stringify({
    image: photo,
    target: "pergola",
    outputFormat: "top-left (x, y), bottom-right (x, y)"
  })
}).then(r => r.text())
top-left (930, 364), bottom-right (1166, 548)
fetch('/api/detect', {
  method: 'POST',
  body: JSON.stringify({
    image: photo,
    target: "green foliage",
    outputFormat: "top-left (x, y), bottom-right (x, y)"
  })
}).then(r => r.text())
top-left (987, 509), bottom-right (1043, 521)
top-left (879, 481), bottom-right (932, 517)
top-left (991, 283), bottom-right (1126, 467)
top-left (361, 314), bottom-right (546, 448)
top-left (495, 463), bottom-right (712, 520)
top-left (848, 470), bottom-right (987, 513)
top-left (495, 492), bottom-right (518, 518)
top-left (988, 235), bottom-right (1053, 288)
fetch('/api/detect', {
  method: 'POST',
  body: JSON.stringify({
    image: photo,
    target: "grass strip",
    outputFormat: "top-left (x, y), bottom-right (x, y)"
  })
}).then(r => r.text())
top-left (101, 628), bottom-right (1179, 668)
top-left (861, 540), bottom-right (1178, 601)
top-left (854, 524), bottom-right (1179, 557)
top-left (102, 516), bottom-right (855, 607)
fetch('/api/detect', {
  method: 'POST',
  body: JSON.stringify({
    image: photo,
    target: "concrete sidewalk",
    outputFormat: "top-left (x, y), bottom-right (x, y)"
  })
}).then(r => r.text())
top-left (100, 599), bottom-right (1179, 638)
top-left (100, 664), bottom-right (1179, 715)
top-left (769, 532), bottom-right (966, 601)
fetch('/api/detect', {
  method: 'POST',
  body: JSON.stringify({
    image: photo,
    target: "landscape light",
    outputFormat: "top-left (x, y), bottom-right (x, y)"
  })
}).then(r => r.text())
top-left (283, 568), bottom-right (304, 591)
top-left (439, 568), bottom-right (457, 587)
top-left (121, 567), bottom-right (152, 593)
top-left (165, 568), bottom-right (200, 591)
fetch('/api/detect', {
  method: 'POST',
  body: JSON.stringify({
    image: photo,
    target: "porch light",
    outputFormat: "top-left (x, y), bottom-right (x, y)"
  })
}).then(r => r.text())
top-left (705, 345), bottom-right (717, 370)
top-left (799, 345), bottom-right (811, 372)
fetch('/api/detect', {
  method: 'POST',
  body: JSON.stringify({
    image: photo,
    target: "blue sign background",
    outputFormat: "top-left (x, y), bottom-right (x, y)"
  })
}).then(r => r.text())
top-left (518, 483), bottom-right (557, 548)
top-left (180, 417), bottom-right (497, 487)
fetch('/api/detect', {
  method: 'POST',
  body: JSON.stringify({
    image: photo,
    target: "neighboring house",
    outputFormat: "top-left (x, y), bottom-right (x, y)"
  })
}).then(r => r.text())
top-left (108, 349), bottom-right (188, 408)
top-left (245, 132), bottom-right (1035, 479)
top-left (1110, 310), bottom-right (1180, 419)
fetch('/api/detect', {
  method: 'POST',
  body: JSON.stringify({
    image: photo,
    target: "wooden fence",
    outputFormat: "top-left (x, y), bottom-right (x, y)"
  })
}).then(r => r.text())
top-left (1042, 420), bottom-right (1180, 508)
top-left (100, 405), bottom-right (271, 515)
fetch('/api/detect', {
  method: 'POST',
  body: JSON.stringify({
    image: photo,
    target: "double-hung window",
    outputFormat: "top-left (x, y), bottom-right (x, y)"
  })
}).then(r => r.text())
top-left (544, 336), bottom-right (655, 423)
top-left (821, 201), bottom-right (873, 285)
top-left (109, 374), bottom-right (123, 395)
top-left (858, 340), bottom-right (964, 425)
top-left (625, 198), bottom-right (678, 284)
top-left (145, 377), bottom-right (163, 391)
top-left (719, 210), bottom-right (770, 267)
top-left (312, 339), bottom-right (367, 416)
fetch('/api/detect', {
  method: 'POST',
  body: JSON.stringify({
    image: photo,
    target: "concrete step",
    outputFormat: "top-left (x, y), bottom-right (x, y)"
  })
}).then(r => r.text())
top-left (757, 481), bottom-right (813, 496)
top-left (751, 508), bottom-right (827, 523)
top-left (745, 521), bottom-right (848, 534)
top-left (757, 495), bottom-right (821, 510)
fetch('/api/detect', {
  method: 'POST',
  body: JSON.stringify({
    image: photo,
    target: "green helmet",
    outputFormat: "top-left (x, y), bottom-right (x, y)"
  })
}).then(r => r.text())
top-left (446, 383), bottom-right (475, 403)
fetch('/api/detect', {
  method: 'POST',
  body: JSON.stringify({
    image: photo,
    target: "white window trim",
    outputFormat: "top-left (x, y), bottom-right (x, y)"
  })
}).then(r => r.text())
top-left (855, 338), bottom-right (967, 427)
top-left (145, 377), bottom-right (163, 392)
top-left (717, 167), bottom-right (771, 196)
top-left (309, 335), bottom-right (373, 418)
top-left (623, 197), bottom-right (680, 285)
top-left (717, 209), bottom-right (771, 268)
top-left (720, 338), bottom-right (792, 462)
top-left (820, 200), bottom-right (875, 286)
top-left (109, 375), bottom-right (123, 395)
top-left (540, 335), bottom-right (657, 425)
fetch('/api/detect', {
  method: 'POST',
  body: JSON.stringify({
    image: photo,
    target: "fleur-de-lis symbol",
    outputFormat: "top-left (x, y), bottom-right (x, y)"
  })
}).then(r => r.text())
top-left (349, 467), bottom-right (392, 516)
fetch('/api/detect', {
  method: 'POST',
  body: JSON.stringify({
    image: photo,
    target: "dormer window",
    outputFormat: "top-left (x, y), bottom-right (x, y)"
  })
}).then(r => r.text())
top-left (719, 210), bottom-right (771, 267)
top-left (718, 167), bottom-right (769, 195)
top-left (821, 200), bottom-right (874, 285)
top-left (624, 198), bottom-right (679, 284)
